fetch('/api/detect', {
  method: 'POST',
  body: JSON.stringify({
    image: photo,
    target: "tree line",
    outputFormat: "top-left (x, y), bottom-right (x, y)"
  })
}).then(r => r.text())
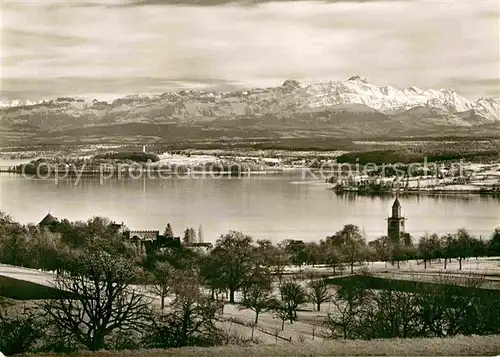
top-left (1, 212), bottom-right (499, 274)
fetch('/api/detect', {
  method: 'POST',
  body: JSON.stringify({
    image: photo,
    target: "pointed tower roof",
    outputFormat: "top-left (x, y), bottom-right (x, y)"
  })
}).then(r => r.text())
top-left (39, 213), bottom-right (58, 226)
top-left (391, 197), bottom-right (403, 219)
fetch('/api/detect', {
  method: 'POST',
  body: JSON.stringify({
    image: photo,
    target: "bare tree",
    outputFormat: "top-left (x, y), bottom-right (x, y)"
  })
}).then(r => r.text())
top-left (307, 276), bottom-right (331, 312)
top-left (145, 273), bottom-right (221, 348)
top-left (340, 225), bottom-right (367, 274)
top-left (150, 262), bottom-right (174, 310)
top-left (369, 236), bottom-right (392, 268)
top-left (326, 225), bottom-right (366, 274)
top-left (324, 245), bottom-right (344, 275)
top-left (418, 233), bottom-right (440, 269)
top-left (42, 251), bottom-right (151, 351)
top-left (369, 287), bottom-right (420, 338)
top-left (440, 233), bottom-right (454, 269)
top-left (450, 229), bottom-right (474, 270)
top-left (183, 228), bottom-right (196, 244)
top-left (239, 284), bottom-right (274, 324)
top-left (326, 283), bottom-right (373, 339)
top-left (279, 280), bottom-right (307, 324)
top-left (272, 327), bottom-right (281, 343)
top-left (272, 300), bottom-right (289, 331)
top-left (210, 231), bottom-right (255, 303)
top-left (271, 246), bottom-right (289, 285)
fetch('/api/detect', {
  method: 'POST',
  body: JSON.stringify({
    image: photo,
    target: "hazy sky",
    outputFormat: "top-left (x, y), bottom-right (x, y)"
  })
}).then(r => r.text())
top-left (1, 0), bottom-right (499, 102)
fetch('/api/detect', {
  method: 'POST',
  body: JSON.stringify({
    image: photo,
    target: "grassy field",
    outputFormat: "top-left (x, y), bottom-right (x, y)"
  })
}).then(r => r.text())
top-left (19, 334), bottom-right (500, 356)
top-left (3, 259), bottom-right (500, 353)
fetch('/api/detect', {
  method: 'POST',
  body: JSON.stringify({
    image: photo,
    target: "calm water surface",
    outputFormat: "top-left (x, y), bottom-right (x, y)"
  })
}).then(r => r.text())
top-left (0, 171), bottom-right (499, 243)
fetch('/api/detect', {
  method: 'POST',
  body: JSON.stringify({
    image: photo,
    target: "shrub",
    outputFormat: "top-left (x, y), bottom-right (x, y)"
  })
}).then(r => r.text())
top-left (0, 302), bottom-right (45, 355)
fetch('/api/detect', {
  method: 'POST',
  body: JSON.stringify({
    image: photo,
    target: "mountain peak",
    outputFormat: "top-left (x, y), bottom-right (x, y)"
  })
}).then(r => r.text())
top-left (1, 76), bottom-right (499, 143)
top-left (1, 78), bottom-right (498, 135)
top-left (347, 74), bottom-right (370, 83)
top-left (282, 79), bottom-right (302, 89)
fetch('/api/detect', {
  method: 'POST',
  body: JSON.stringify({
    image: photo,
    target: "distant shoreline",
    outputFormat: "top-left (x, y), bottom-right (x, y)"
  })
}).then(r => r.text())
top-left (332, 188), bottom-right (500, 196)
top-left (0, 168), bottom-right (287, 177)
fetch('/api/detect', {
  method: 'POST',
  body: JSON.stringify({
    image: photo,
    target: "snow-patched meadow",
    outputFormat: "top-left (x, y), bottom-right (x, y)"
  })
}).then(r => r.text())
top-left (2, 257), bottom-right (500, 345)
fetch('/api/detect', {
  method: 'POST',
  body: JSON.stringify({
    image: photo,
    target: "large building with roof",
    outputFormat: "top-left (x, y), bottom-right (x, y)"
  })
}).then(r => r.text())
top-left (38, 214), bottom-right (207, 253)
top-left (39, 213), bottom-right (59, 227)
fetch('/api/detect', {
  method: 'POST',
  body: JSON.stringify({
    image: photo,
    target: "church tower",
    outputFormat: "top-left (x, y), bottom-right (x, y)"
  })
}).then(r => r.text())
top-left (387, 198), bottom-right (405, 243)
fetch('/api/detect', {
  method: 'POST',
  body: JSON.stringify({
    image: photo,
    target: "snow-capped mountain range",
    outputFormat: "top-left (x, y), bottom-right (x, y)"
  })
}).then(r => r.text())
top-left (1, 76), bottom-right (498, 142)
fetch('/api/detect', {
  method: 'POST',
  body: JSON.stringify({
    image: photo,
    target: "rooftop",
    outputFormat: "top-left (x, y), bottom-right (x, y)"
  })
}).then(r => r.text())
top-left (39, 213), bottom-right (58, 226)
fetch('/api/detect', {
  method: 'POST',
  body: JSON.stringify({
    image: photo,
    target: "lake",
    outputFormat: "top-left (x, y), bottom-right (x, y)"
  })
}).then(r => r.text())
top-left (0, 170), bottom-right (499, 243)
